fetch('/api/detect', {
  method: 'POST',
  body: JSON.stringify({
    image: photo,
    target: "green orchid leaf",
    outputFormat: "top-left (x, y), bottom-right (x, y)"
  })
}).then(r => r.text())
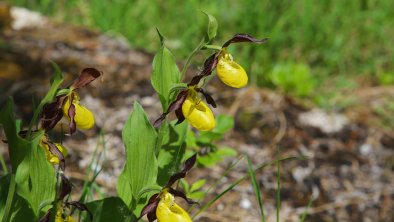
top-left (85, 197), bottom-right (134, 222)
top-left (202, 11), bottom-right (218, 42)
top-left (14, 130), bottom-right (56, 217)
top-left (0, 174), bottom-right (36, 222)
top-left (0, 99), bottom-right (56, 218)
top-left (190, 179), bottom-right (206, 193)
top-left (157, 121), bottom-right (188, 186)
top-left (199, 114), bottom-right (234, 142)
top-left (212, 114), bottom-right (234, 134)
top-left (151, 33), bottom-right (181, 111)
top-left (117, 102), bottom-right (158, 207)
top-left (188, 191), bottom-right (205, 200)
top-left (216, 147), bottom-right (237, 157)
top-left (197, 152), bottom-right (222, 167)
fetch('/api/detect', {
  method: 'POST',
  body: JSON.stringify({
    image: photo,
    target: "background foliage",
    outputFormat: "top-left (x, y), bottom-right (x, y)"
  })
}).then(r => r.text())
top-left (10, 0), bottom-right (394, 105)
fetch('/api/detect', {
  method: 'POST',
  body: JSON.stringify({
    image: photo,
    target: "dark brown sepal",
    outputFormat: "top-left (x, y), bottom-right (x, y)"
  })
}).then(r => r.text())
top-left (59, 174), bottom-right (72, 200)
top-left (153, 90), bottom-right (188, 128)
top-left (222, 33), bottom-right (269, 48)
top-left (188, 53), bottom-right (219, 86)
top-left (136, 193), bottom-right (159, 222)
top-left (40, 98), bottom-right (64, 132)
top-left (38, 209), bottom-right (51, 222)
top-left (183, 153), bottom-right (197, 172)
top-left (197, 88), bottom-right (217, 108)
top-left (166, 154), bottom-right (197, 187)
top-left (153, 115), bottom-right (166, 128)
top-left (45, 141), bottom-right (66, 171)
top-left (169, 188), bottom-right (198, 205)
top-left (147, 211), bottom-right (157, 222)
top-left (71, 68), bottom-right (102, 89)
top-left (66, 201), bottom-right (93, 221)
top-left (68, 102), bottom-right (76, 135)
top-left (175, 108), bottom-right (185, 125)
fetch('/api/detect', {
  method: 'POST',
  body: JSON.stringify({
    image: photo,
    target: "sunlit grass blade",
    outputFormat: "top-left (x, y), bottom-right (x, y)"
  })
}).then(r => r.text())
top-left (1, 174), bottom-right (15, 222)
top-left (0, 153), bottom-right (8, 175)
top-left (246, 156), bottom-right (265, 222)
top-left (79, 130), bottom-right (106, 203)
top-left (188, 154), bottom-right (245, 214)
top-left (300, 196), bottom-right (313, 222)
top-left (192, 155), bottom-right (300, 219)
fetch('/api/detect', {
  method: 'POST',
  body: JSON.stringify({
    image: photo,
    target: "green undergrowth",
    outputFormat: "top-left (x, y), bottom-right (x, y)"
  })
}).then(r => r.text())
top-left (9, 0), bottom-right (394, 106)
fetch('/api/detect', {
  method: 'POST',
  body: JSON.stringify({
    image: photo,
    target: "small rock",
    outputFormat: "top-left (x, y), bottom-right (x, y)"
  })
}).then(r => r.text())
top-left (298, 108), bottom-right (349, 134)
top-left (239, 198), bottom-right (252, 209)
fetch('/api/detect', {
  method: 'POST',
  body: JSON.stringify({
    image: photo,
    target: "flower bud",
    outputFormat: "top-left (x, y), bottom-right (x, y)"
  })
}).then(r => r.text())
top-left (216, 52), bottom-right (248, 88)
top-left (156, 190), bottom-right (192, 222)
top-left (182, 90), bottom-right (215, 131)
top-left (62, 94), bottom-right (95, 130)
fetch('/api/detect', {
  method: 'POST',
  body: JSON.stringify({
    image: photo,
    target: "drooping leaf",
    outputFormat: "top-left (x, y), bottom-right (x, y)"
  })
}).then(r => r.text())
top-left (190, 179), bottom-right (206, 193)
top-left (14, 131), bottom-right (56, 217)
top-left (202, 11), bottom-right (218, 42)
top-left (0, 99), bottom-right (56, 218)
top-left (197, 152), bottom-right (222, 167)
top-left (117, 102), bottom-right (158, 207)
top-left (0, 99), bottom-right (26, 169)
top-left (216, 147), bottom-right (237, 157)
top-left (151, 36), bottom-right (181, 111)
top-left (156, 121), bottom-right (188, 186)
top-left (0, 174), bottom-right (36, 222)
top-left (85, 197), bottom-right (133, 222)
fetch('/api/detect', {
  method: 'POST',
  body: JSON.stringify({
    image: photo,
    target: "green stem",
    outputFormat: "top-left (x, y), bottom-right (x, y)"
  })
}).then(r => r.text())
top-left (180, 38), bottom-right (206, 81)
top-left (27, 101), bottom-right (45, 139)
top-left (202, 44), bottom-right (222, 51)
top-left (0, 153), bottom-right (8, 174)
top-left (2, 174), bottom-right (16, 222)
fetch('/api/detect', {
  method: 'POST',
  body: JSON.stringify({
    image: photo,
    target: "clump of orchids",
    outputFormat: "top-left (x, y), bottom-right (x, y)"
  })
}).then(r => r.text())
top-left (137, 154), bottom-right (198, 222)
top-left (37, 68), bottom-right (101, 221)
top-left (154, 34), bottom-right (267, 132)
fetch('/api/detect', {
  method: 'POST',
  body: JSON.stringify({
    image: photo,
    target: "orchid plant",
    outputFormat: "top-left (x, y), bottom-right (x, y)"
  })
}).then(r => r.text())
top-left (0, 12), bottom-right (268, 222)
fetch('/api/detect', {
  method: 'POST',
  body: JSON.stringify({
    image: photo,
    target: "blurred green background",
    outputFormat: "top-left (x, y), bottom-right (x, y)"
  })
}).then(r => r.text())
top-left (9, 0), bottom-right (394, 107)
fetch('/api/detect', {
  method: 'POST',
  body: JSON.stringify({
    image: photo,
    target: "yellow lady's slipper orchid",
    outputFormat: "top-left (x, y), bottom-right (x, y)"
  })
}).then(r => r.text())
top-left (42, 142), bottom-right (68, 165)
top-left (182, 89), bottom-right (215, 131)
top-left (216, 52), bottom-right (248, 88)
top-left (156, 190), bottom-right (192, 222)
top-left (62, 93), bottom-right (95, 130)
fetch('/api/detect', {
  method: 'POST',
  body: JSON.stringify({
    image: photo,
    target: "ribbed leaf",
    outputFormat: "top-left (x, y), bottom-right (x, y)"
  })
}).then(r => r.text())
top-left (156, 121), bottom-right (187, 186)
top-left (117, 102), bottom-right (158, 207)
top-left (151, 37), bottom-right (180, 111)
top-left (0, 175), bottom-right (35, 222)
top-left (0, 99), bottom-right (56, 218)
top-left (202, 11), bottom-right (218, 42)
